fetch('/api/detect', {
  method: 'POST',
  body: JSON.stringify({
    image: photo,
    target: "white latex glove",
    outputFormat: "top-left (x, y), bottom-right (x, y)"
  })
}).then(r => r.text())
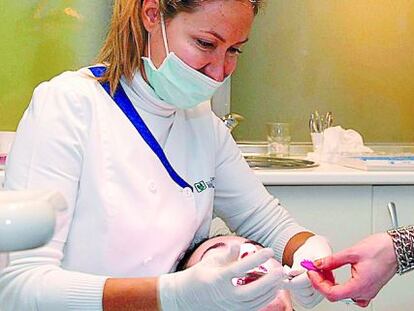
top-left (159, 245), bottom-right (287, 311)
top-left (283, 235), bottom-right (332, 309)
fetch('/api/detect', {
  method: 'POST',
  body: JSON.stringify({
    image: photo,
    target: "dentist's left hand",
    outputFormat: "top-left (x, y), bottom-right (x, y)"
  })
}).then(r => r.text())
top-left (159, 245), bottom-right (286, 311)
top-left (283, 235), bottom-right (333, 309)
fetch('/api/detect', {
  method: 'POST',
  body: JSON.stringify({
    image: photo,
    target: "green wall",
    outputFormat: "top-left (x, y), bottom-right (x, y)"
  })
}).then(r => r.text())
top-left (0, 1), bottom-right (112, 131)
top-left (232, 1), bottom-right (414, 142)
top-left (2, 1), bottom-right (413, 143)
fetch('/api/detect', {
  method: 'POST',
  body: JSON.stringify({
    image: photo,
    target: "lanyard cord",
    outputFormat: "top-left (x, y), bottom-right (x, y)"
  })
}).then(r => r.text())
top-left (89, 66), bottom-right (193, 191)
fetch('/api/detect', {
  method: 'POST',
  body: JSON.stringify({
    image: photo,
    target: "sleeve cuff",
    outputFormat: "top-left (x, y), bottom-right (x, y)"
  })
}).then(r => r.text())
top-left (270, 225), bottom-right (308, 263)
top-left (67, 275), bottom-right (108, 310)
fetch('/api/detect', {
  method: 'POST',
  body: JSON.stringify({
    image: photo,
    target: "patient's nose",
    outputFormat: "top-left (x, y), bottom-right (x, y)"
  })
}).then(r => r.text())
top-left (239, 243), bottom-right (257, 260)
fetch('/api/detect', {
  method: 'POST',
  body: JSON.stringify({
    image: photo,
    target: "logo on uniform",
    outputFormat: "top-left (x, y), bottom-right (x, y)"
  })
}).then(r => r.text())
top-left (194, 177), bottom-right (215, 193)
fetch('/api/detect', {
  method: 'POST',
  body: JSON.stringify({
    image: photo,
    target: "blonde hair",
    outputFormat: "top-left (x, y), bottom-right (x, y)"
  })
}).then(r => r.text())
top-left (96, 0), bottom-right (263, 94)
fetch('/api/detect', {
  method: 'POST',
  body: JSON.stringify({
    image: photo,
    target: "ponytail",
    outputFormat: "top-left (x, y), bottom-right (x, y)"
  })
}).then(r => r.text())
top-left (96, 0), bottom-right (146, 94)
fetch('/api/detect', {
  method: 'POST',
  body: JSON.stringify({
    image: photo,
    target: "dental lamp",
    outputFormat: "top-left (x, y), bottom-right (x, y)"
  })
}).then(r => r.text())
top-left (0, 190), bottom-right (67, 269)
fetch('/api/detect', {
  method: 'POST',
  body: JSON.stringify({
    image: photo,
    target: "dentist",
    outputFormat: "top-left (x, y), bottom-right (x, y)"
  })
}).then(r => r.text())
top-left (0, 1), bottom-right (331, 310)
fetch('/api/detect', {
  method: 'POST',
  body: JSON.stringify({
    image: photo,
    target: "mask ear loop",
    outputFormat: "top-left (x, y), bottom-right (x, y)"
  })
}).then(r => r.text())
top-left (147, 13), bottom-right (169, 61)
top-left (160, 13), bottom-right (170, 55)
top-left (147, 33), bottom-right (151, 59)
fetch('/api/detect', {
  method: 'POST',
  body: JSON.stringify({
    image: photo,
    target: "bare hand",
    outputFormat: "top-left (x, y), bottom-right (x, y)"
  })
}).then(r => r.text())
top-left (308, 233), bottom-right (398, 308)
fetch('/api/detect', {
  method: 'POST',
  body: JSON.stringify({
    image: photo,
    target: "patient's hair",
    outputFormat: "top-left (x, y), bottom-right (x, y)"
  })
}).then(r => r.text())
top-left (175, 237), bottom-right (210, 271)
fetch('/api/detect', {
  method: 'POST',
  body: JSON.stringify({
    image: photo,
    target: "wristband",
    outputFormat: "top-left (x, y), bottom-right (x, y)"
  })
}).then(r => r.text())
top-left (387, 225), bottom-right (414, 275)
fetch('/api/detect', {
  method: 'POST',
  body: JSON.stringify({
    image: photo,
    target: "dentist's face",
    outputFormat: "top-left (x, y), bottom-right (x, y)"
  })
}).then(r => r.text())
top-left (145, 0), bottom-right (254, 82)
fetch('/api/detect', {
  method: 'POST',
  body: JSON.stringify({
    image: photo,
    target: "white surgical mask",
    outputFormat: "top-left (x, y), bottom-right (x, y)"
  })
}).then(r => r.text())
top-left (142, 14), bottom-right (229, 109)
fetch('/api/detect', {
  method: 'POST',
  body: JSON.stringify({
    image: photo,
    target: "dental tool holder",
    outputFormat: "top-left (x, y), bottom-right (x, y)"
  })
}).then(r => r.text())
top-left (309, 111), bottom-right (333, 152)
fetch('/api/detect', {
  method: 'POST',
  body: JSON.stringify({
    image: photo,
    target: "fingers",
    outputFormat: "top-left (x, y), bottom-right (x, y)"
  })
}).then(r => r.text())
top-left (281, 270), bottom-right (323, 308)
top-left (355, 299), bottom-right (370, 308)
top-left (292, 289), bottom-right (323, 309)
top-left (282, 271), bottom-right (313, 292)
top-left (308, 270), bottom-right (361, 302)
top-left (308, 270), bottom-right (336, 290)
top-left (242, 283), bottom-right (279, 310)
top-left (236, 270), bottom-right (284, 309)
top-left (314, 248), bottom-right (357, 271)
top-left (287, 274), bottom-right (323, 309)
top-left (214, 244), bottom-right (241, 265)
top-left (304, 270), bottom-right (372, 307)
top-left (285, 272), bottom-right (309, 289)
top-left (229, 248), bottom-right (274, 275)
top-left (239, 267), bottom-right (285, 299)
top-left (235, 270), bottom-right (285, 311)
top-left (318, 269), bottom-right (336, 284)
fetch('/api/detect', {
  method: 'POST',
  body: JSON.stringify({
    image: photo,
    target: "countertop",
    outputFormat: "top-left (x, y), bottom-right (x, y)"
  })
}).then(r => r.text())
top-left (2, 163), bottom-right (414, 187)
top-left (252, 163), bottom-right (414, 186)
top-left (3, 141), bottom-right (414, 187)
top-left (240, 142), bottom-right (414, 186)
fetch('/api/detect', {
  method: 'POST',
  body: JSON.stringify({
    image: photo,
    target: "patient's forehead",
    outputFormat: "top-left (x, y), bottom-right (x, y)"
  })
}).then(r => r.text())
top-left (187, 235), bottom-right (259, 268)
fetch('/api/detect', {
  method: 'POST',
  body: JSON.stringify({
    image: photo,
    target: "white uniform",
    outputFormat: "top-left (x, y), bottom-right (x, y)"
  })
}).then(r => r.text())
top-left (0, 67), bottom-right (305, 310)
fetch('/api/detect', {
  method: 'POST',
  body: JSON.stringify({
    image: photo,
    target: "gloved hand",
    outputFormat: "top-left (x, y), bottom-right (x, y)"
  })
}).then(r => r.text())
top-left (283, 235), bottom-right (332, 309)
top-left (159, 245), bottom-right (287, 311)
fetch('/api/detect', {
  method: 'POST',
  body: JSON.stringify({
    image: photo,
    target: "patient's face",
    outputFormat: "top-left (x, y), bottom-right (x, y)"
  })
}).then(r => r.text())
top-left (185, 235), bottom-right (293, 311)
top-left (186, 235), bottom-right (280, 272)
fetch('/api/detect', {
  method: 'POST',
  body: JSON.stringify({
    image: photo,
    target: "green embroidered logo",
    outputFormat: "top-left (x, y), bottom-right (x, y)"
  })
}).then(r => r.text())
top-left (194, 181), bottom-right (207, 193)
top-left (194, 177), bottom-right (215, 193)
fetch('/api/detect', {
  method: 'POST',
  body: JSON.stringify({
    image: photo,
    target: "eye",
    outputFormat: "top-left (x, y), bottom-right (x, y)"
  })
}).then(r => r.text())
top-left (196, 39), bottom-right (215, 50)
top-left (228, 47), bottom-right (243, 55)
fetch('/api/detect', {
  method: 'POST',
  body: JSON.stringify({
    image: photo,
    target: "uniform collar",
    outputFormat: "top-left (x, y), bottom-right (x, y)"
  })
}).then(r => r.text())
top-left (120, 70), bottom-right (176, 118)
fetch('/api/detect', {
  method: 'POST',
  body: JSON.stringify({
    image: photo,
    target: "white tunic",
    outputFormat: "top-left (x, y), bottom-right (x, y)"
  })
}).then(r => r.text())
top-left (0, 67), bottom-right (305, 310)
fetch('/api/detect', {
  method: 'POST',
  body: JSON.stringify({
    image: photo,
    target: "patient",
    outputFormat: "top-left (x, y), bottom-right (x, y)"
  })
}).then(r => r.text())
top-left (176, 235), bottom-right (294, 311)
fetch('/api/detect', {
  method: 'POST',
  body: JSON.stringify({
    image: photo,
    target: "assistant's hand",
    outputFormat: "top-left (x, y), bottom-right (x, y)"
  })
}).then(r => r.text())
top-left (308, 233), bottom-right (398, 308)
top-left (283, 235), bottom-right (332, 309)
top-left (159, 245), bottom-right (286, 311)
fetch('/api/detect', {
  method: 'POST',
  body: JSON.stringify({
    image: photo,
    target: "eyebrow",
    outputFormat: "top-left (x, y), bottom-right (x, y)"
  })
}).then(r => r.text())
top-left (200, 242), bottom-right (226, 260)
top-left (200, 239), bottom-right (265, 260)
top-left (200, 30), bottom-right (249, 45)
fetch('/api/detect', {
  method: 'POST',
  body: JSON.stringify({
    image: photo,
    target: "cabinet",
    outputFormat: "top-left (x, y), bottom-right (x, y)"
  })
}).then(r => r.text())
top-left (371, 186), bottom-right (414, 311)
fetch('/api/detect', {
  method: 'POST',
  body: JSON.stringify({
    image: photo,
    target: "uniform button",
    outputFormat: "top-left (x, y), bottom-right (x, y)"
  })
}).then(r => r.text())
top-left (183, 187), bottom-right (193, 198)
top-left (147, 180), bottom-right (157, 193)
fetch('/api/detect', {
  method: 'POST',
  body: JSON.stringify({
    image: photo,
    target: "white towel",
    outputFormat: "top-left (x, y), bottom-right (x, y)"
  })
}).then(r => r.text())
top-left (308, 126), bottom-right (373, 163)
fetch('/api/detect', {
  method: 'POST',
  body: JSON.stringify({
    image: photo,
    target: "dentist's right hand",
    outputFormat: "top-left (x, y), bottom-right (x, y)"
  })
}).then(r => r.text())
top-left (159, 245), bottom-right (286, 311)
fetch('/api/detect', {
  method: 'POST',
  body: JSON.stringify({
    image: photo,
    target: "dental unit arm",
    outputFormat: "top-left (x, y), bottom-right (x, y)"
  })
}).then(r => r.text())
top-left (0, 190), bottom-right (67, 268)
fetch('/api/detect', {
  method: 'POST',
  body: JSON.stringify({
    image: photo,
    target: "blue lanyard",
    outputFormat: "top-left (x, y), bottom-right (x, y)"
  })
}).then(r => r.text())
top-left (89, 66), bottom-right (193, 191)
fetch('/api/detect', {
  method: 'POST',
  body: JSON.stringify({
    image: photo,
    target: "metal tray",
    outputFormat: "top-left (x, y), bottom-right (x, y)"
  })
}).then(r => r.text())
top-left (244, 155), bottom-right (319, 170)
